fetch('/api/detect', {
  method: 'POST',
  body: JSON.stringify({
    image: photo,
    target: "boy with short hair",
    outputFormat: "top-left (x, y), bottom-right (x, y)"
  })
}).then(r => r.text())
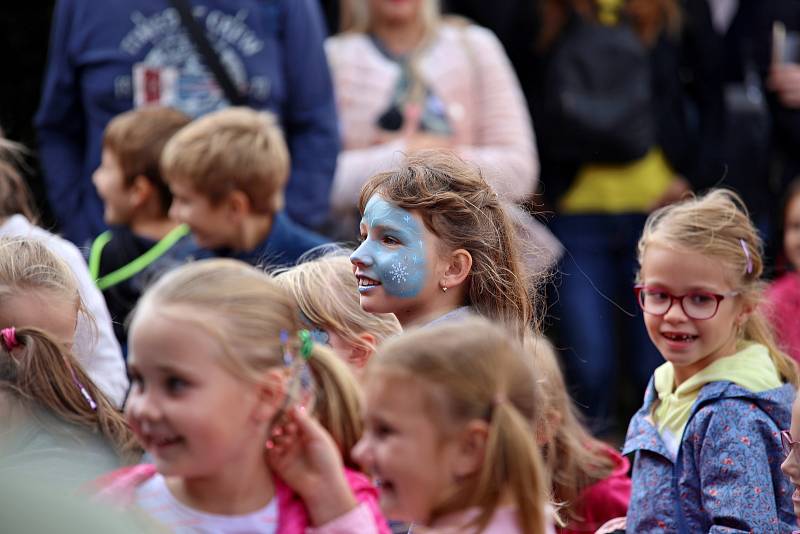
top-left (160, 107), bottom-right (328, 266)
top-left (89, 106), bottom-right (198, 348)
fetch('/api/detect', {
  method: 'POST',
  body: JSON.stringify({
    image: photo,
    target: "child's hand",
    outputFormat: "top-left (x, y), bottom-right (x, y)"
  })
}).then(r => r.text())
top-left (594, 516), bottom-right (626, 534)
top-left (266, 407), bottom-right (358, 526)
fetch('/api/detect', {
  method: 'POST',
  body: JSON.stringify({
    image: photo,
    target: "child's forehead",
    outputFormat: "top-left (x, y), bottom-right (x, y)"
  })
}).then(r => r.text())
top-left (363, 196), bottom-right (418, 228)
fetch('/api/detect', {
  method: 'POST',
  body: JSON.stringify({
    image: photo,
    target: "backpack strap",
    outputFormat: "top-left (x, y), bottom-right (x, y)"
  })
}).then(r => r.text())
top-left (90, 225), bottom-right (191, 291)
top-left (168, 0), bottom-right (247, 106)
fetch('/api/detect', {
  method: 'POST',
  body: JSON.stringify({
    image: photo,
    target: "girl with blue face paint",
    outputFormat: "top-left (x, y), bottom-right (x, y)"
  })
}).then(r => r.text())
top-left (350, 151), bottom-right (536, 336)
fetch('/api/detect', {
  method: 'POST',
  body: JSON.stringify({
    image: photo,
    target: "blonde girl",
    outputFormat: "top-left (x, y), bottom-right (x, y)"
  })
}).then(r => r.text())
top-left (275, 251), bottom-right (400, 375)
top-left (621, 189), bottom-right (798, 532)
top-left (350, 150), bottom-right (536, 336)
top-left (97, 259), bottom-right (388, 533)
top-left (353, 317), bottom-right (552, 533)
top-left (0, 239), bottom-right (140, 485)
top-left (527, 336), bottom-right (630, 533)
top-left (0, 139), bottom-right (126, 405)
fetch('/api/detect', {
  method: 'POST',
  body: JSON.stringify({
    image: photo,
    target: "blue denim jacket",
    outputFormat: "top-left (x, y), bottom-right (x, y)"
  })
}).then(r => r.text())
top-left (623, 379), bottom-right (796, 533)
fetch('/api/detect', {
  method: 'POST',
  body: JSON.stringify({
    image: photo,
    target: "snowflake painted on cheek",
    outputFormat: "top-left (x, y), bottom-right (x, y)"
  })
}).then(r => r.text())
top-left (390, 261), bottom-right (409, 284)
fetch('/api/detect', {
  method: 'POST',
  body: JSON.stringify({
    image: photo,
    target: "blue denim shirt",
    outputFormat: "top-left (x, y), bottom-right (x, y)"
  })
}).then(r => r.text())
top-left (623, 378), bottom-right (796, 533)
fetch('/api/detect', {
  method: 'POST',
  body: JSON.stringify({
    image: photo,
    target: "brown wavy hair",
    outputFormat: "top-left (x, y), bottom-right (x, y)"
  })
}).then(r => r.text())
top-left (0, 326), bottom-right (141, 463)
top-left (368, 317), bottom-right (551, 534)
top-left (358, 150), bottom-right (537, 337)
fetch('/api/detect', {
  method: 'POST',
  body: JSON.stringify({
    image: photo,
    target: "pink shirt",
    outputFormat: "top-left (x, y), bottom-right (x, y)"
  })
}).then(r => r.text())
top-left (325, 23), bottom-right (538, 212)
top-left (766, 273), bottom-right (800, 363)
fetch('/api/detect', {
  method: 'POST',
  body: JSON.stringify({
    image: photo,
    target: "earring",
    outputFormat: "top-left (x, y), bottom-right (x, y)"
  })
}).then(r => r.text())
top-left (441, 284), bottom-right (448, 293)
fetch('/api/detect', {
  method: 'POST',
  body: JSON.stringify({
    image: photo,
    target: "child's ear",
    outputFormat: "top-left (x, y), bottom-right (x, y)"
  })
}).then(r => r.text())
top-left (735, 299), bottom-right (757, 331)
top-left (251, 368), bottom-right (287, 424)
top-left (348, 332), bottom-right (377, 370)
top-left (441, 248), bottom-right (472, 290)
top-left (227, 190), bottom-right (252, 220)
top-left (452, 419), bottom-right (489, 478)
top-left (130, 175), bottom-right (155, 208)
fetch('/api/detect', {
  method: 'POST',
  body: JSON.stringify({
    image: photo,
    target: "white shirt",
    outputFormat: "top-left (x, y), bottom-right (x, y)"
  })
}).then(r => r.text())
top-left (0, 215), bottom-right (128, 406)
top-left (134, 473), bottom-right (278, 534)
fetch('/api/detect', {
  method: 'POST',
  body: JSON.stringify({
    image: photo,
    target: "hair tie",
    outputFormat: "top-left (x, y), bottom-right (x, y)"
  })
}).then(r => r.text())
top-left (739, 239), bottom-right (753, 275)
top-left (298, 330), bottom-right (313, 360)
top-left (1, 327), bottom-right (18, 351)
top-left (69, 365), bottom-right (98, 411)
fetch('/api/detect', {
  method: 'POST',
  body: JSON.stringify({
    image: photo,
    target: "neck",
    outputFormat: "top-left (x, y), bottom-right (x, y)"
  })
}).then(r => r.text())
top-left (166, 453), bottom-right (275, 515)
top-left (130, 216), bottom-right (180, 241)
top-left (233, 213), bottom-right (273, 253)
top-left (395, 288), bottom-right (466, 329)
top-left (371, 18), bottom-right (427, 56)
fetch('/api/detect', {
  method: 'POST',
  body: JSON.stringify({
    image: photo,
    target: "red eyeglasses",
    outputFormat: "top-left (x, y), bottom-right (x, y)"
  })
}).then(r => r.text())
top-left (781, 430), bottom-right (800, 458)
top-left (634, 285), bottom-right (739, 321)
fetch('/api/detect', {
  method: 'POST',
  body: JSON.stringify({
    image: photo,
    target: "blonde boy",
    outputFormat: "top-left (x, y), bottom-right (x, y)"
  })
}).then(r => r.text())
top-left (161, 107), bottom-right (328, 266)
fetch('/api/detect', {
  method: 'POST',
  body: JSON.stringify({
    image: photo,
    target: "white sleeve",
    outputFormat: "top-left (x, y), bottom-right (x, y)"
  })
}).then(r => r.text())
top-left (50, 239), bottom-right (129, 408)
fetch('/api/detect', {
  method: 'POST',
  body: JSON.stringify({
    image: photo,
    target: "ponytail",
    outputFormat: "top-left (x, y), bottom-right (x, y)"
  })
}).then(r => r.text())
top-left (745, 311), bottom-right (800, 387)
top-left (0, 327), bottom-right (141, 463)
top-left (473, 400), bottom-right (550, 534)
top-left (307, 343), bottom-right (363, 471)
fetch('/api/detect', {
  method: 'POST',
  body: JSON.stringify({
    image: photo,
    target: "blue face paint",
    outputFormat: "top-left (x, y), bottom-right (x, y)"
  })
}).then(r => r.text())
top-left (350, 196), bottom-right (427, 298)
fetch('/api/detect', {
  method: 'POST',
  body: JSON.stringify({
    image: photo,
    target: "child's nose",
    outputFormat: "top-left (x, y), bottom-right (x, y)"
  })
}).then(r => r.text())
top-left (126, 390), bottom-right (161, 423)
top-left (663, 298), bottom-right (689, 322)
top-left (351, 435), bottom-right (372, 469)
top-left (350, 243), bottom-right (374, 267)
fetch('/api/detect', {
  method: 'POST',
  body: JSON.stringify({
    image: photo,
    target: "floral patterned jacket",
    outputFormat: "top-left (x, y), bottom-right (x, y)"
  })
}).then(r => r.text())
top-left (623, 379), bottom-right (796, 533)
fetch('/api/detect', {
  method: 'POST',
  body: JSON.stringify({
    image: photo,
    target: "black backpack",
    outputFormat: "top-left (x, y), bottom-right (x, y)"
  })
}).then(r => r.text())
top-left (543, 13), bottom-right (655, 165)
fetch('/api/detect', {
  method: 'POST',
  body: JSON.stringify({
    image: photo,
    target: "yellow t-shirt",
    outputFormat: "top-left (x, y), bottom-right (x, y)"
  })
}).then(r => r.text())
top-left (559, 148), bottom-right (675, 214)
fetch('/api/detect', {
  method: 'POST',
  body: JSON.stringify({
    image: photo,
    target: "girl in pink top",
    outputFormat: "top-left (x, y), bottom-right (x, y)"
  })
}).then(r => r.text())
top-left (278, 317), bottom-right (553, 533)
top-left (96, 259), bottom-right (388, 533)
top-left (527, 336), bottom-right (631, 534)
top-left (767, 179), bottom-right (800, 363)
top-left (325, 0), bottom-right (538, 217)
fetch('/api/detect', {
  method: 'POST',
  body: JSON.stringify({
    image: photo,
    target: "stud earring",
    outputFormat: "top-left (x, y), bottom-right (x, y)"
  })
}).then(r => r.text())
top-left (441, 284), bottom-right (448, 293)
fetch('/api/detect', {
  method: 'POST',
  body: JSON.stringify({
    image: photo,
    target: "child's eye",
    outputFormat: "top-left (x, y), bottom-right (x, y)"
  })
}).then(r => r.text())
top-left (381, 235), bottom-right (400, 246)
top-left (374, 422), bottom-right (394, 438)
top-left (128, 371), bottom-right (143, 390)
top-left (165, 376), bottom-right (189, 394)
top-left (687, 293), bottom-right (714, 306)
top-left (644, 289), bottom-right (669, 302)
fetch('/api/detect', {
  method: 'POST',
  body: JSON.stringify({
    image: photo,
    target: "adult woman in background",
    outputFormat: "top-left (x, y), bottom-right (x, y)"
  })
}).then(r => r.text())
top-left (325, 0), bottom-right (538, 220)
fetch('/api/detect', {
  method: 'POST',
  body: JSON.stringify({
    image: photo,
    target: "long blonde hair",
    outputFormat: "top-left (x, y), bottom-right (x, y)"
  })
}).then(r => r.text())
top-left (637, 189), bottom-right (799, 386)
top-left (274, 250), bottom-right (400, 355)
top-left (133, 259), bottom-right (365, 468)
top-left (368, 318), bottom-right (550, 534)
top-left (526, 335), bottom-right (616, 526)
top-left (359, 151), bottom-right (537, 337)
top-left (0, 326), bottom-right (141, 463)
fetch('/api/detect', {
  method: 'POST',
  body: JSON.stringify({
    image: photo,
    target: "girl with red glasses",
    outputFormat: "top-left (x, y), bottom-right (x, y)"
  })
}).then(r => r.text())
top-left (603, 190), bottom-right (799, 533)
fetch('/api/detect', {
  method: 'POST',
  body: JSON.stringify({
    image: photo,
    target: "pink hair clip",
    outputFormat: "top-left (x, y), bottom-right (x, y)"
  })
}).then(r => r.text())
top-left (1, 327), bottom-right (18, 351)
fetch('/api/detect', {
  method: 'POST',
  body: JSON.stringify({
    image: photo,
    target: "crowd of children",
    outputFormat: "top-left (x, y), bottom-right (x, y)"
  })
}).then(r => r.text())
top-left (1, 97), bottom-right (800, 533)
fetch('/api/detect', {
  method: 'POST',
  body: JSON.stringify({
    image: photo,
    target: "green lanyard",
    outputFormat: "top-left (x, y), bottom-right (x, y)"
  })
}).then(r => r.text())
top-left (89, 224), bottom-right (190, 290)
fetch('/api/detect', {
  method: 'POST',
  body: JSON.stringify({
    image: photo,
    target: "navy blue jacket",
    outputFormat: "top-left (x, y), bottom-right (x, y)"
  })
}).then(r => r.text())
top-left (225, 211), bottom-right (328, 268)
top-left (623, 378), bottom-right (796, 533)
top-left (35, 0), bottom-right (339, 244)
